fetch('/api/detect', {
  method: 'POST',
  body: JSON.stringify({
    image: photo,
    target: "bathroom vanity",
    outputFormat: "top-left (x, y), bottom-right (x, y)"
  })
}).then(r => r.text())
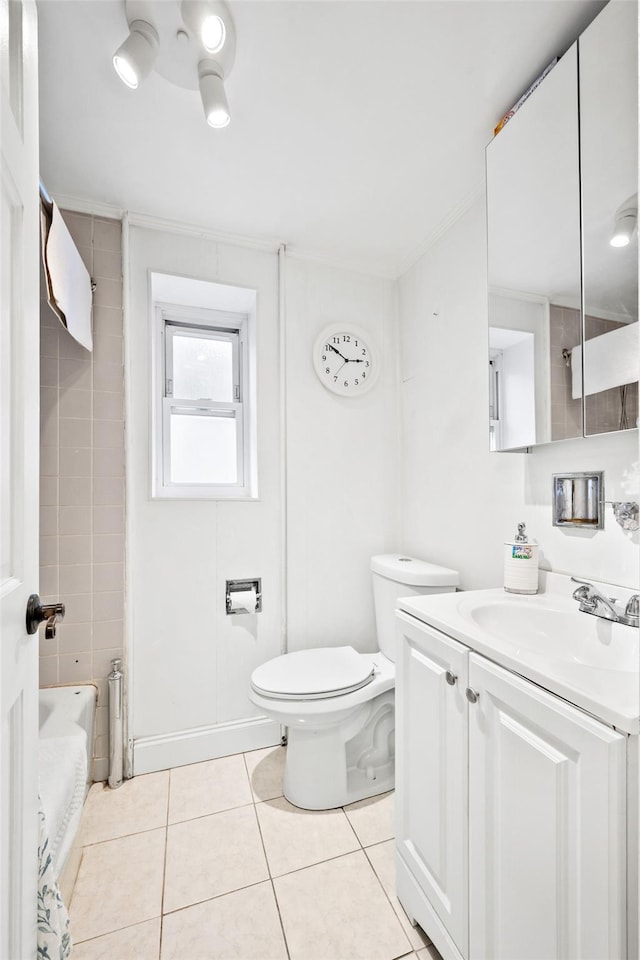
top-left (394, 576), bottom-right (639, 960)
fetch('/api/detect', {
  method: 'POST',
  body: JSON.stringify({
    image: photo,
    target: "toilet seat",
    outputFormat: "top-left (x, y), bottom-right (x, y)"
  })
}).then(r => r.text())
top-left (251, 646), bottom-right (375, 701)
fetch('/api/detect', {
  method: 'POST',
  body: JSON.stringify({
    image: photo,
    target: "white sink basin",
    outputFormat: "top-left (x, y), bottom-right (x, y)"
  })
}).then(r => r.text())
top-left (462, 598), bottom-right (638, 673)
top-left (398, 581), bottom-right (640, 734)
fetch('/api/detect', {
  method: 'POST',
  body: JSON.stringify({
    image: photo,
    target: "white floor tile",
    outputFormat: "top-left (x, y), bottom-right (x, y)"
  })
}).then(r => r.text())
top-left (80, 772), bottom-right (169, 844)
top-left (69, 918), bottom-right (160, 960)
top-left (273, 850), bottom-right (412, 960)
top-left (256, 795), bottom-right (360, 877)
top-left (344, 789), bottom-right (394, 846)
top-left (161, 881), bottom-right (288, 960)
top-left (244, 745), bottom-right (286, 802)
top-left (168, 754), bottom-right (253, 823)
top-left (366, 839), bottom-right (432, 951)
top-left (163, 805), bottom-right (269, 913)
top-left (417, 946), bottom-right (444, 960)
top-left (70, 829), bottom-right (165, 943)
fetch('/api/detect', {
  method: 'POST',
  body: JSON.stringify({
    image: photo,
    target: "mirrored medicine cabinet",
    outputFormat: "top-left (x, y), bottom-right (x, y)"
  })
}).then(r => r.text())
top-left (486, 0), bottom-right (638, 452)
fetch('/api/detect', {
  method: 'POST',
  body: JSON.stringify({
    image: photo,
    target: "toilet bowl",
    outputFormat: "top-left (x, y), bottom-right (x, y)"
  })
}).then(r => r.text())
top-left (249, 554), bottom-right (459, 810)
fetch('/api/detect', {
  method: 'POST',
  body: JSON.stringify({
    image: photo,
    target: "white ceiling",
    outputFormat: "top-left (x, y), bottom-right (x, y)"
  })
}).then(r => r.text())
top-left (37, 0), bottom-right (606, 276)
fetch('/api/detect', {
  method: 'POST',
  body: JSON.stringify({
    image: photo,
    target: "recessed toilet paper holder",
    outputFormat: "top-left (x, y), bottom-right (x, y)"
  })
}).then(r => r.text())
top-left (226, 578), bottom-right (262, 615)
top-left (552, 472), bottom-right (603, 529)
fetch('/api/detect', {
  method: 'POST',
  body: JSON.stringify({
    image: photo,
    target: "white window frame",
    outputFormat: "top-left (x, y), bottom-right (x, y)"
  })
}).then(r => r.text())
top-left (152, 302), bottom-right (253, 499)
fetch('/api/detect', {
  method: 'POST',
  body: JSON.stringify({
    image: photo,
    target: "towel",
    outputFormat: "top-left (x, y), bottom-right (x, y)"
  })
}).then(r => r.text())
top-left (571, 321), bottom-right (639, 398)
top-left (40, 200), bottom-right (93, 351)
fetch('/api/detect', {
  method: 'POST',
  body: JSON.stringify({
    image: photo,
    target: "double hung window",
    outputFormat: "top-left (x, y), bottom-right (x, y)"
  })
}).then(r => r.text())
top-left (155, 303), bottom-right (251, 497)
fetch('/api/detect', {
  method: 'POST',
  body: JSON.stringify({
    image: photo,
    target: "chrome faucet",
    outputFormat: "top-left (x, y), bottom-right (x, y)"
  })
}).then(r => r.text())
top-left (571, 578), bottom-right (639, 627)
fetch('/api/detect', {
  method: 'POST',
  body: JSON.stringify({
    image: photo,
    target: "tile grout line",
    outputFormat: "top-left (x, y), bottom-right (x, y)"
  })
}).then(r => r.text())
top-left (157, 769), bottom-right (172, 960)
top-left (341, 802), bottom-right (366, 851)
top-left (242, 751), bottom-right (292, 960)
top-left (362, 842), bottom-right (432, 956)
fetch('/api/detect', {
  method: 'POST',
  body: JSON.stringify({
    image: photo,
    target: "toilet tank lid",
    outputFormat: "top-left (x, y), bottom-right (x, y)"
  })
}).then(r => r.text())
top-left (371, 554), bottom-right (460, 587)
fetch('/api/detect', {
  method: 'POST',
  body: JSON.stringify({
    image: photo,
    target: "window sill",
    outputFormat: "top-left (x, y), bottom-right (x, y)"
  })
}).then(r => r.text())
top-left (151, 485), bottom-right (258, 501)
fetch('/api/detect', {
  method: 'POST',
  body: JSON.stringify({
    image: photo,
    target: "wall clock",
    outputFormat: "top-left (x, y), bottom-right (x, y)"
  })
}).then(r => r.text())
top-left (313, 325), bottom-right (378, 396)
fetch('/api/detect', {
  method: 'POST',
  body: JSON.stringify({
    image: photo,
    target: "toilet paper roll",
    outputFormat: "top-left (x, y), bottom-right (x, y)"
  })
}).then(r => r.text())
top-left (229, 588), bottom-right (257, 614)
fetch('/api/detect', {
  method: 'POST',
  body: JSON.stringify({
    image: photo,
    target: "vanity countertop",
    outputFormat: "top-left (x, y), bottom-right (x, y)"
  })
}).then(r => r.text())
top-left (397, 574), bottom-right (639, 734)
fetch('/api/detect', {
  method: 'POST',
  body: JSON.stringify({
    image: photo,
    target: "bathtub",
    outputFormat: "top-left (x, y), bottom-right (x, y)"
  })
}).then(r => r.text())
top-left (38, 685), bottom-right (96, 878)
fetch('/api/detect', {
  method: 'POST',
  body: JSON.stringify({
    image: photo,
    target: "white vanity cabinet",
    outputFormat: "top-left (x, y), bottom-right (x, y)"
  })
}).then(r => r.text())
top-left (395, 611), bottom-right (628, 960)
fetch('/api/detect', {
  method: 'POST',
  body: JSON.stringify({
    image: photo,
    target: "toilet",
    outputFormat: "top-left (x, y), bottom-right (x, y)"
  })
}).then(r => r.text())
top-left (249, 554), bottom-right (460, 809)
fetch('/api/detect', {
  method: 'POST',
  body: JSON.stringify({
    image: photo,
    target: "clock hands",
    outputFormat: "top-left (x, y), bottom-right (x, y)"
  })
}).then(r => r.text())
top-left (327, 343), bottom-right (348, 362)
top-left (328, 344), bottom-right (365, 365)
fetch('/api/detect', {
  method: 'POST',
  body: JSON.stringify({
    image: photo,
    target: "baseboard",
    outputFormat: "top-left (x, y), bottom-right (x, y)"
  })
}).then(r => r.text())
top-left (132, 716), bottom-right (281, 774)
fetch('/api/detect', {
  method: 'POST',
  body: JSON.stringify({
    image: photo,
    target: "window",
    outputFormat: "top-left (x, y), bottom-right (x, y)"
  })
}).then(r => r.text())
top-left (153, 297), bottom-right (255, 498)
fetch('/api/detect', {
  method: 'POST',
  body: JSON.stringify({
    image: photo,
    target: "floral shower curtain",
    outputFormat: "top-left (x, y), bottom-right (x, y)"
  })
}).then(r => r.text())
top-left (37, 799), bottom-right (71, 960)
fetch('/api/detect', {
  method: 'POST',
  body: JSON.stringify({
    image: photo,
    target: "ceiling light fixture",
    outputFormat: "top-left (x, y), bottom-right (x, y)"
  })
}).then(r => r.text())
top-left (198, 60), bottom-right (230, 127)
top-left (112, 1), bottom-right (235, 128)
top-left (113, 19), bottom-right (159, 89)
top-left (201, 14), bottom-right (226, 54)
top-left (610, 196), bottom-right (637, 248)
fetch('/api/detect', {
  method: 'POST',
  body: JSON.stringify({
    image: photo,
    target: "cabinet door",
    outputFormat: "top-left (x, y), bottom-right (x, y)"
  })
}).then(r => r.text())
top-left (468, 654), bottom-right (626, 960)
top-left (395, 613), bottom-right (469, 957)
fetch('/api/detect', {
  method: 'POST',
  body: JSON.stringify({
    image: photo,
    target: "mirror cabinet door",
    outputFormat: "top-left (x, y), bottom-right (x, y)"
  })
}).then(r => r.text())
top-left (486, 44), bottom-right (582, 451)
top-left (579, 0), bottom-right (638, 436)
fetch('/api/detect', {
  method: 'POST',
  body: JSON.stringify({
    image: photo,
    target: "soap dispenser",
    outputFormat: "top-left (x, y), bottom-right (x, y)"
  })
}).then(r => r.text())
top-left (504, 522), bottom-right (539, 594)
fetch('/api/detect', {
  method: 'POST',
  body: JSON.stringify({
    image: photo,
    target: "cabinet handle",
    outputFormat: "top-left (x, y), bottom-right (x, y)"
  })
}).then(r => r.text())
top-left (465, 687), bottom-right (480, 704)
top-left (445, 670), bottom-right (457, 686)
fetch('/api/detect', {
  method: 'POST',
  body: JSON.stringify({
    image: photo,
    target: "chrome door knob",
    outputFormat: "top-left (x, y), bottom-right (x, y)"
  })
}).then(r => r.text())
top-left (465, 687), bottom-right (480, 704)
top-left (445, 671), bottom-right (457, 686)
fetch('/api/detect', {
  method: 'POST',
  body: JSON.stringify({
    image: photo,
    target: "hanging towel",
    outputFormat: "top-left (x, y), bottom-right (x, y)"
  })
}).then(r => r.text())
top-left (37, 796), bottom-right (72, 960)
top-left (40, 198), bottom-right (93, 351)
top-left (571, 321), bottom-right (639, 398)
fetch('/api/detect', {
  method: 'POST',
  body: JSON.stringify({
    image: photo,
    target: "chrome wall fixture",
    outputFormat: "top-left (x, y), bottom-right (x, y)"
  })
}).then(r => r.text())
top-left (113, 0), bottom-right (236, 127)
top-left (552, 472), bottom-right (604, 529)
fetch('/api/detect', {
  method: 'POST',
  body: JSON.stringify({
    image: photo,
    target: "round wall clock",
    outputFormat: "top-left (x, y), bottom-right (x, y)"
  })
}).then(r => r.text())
top-left (313, 325), bottom-right (378, 396)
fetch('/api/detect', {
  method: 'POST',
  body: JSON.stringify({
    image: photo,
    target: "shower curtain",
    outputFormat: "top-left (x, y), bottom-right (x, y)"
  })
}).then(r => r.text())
top-left (37, 798), bottom-right (71, 960)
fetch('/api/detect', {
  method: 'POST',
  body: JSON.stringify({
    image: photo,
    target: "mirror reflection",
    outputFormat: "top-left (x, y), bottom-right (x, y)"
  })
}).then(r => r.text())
top-left (487, 45), bottom-right (581, 450)
top-left (579, 0), bottom-right (638, 436)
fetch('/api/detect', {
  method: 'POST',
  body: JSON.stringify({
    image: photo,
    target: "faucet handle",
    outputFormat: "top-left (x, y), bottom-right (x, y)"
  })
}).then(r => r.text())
top-left (625, 595), bottom-right (639, 621)
top-left (572, 584), bottom-right (592, 600)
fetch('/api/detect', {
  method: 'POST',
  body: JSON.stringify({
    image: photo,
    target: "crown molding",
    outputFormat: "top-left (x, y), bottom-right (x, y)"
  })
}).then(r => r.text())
top-left (53, 189), bottom-right (485, 282)
top-left (284, 245), bottom-right (397, 281)
top-left (396, 180), bottom-right (485, 277)
top-left (53, 193), bottom-right (124, 220)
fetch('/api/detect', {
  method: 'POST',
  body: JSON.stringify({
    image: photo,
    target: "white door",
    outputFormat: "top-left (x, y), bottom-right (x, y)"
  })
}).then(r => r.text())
top-left (395, 613), bottom-right (469, 958)
top-left (468, 653), bottom-right (627, 960)
top-left (0, 1), bottom-right (40, 956)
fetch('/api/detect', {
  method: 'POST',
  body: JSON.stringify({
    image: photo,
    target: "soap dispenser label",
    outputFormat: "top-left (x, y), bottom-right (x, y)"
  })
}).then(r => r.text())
top-left (512, 545), bottom-right (534, 560)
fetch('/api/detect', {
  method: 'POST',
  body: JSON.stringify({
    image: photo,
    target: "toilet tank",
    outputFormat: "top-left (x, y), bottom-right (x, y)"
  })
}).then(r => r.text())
top-left (371, 554), bottom-right (460, 662)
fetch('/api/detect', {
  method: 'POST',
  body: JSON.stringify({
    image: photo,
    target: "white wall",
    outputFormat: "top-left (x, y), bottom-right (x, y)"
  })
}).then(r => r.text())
top-left (125, 230), bottom-right (399, 771)
top-left (285, 258), bottom-right (398, 653)
top-left (398, 199), bottom-right (525, 589)
top-left (501, 334), bottom-right (536, 449)
top-left (126, 226), bottom-right (283, 770)
top-left (398, 196), bottom-right (639, 590)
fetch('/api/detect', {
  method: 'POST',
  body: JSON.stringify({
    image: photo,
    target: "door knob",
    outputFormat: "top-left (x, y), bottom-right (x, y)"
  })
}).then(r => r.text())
top-left (445, 670), bottom-right (457, 686)
top-left (25, 594), bottom-right (65, 639)
top-left (465, 687), bottom-right (480, 704)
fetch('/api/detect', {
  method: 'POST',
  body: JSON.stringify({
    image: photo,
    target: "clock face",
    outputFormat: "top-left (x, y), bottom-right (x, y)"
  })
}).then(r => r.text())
top-left (313, 326), bottom-right (377, 396)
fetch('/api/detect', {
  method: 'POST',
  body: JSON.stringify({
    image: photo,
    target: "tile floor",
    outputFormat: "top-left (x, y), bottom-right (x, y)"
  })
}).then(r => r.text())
top-left (68, 746), bottom-right (443, 960)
